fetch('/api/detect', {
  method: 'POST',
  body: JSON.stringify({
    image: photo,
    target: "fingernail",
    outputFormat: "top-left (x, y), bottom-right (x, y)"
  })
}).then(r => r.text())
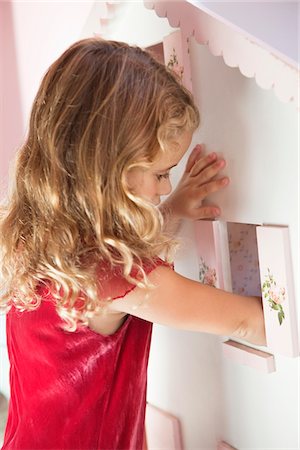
top-left (214, 208), bottom-right (221, 216)
top-left (209, 152), bottom-right (216, 160)
top-left (222, 177), bottom-right (229, 185)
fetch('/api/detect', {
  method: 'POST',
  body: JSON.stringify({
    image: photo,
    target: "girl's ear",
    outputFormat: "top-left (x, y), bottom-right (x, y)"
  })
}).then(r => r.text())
top-left (123, 167), bottom-right (141, 195)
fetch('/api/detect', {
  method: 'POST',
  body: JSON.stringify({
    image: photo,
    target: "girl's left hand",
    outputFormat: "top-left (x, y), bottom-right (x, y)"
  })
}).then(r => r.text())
top-left (160, 144), bottom-right (229, 221)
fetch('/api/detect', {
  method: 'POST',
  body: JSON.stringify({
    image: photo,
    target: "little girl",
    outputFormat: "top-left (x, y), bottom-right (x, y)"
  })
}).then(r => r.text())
top-left (0, 38), bottom-right (266, 450)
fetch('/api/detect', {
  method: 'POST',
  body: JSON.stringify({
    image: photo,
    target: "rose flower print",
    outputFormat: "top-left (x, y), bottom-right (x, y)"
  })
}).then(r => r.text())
top-left (262, 268), bottom-right (286, 325)
top-left (199, 258), bottom-right (217, 288)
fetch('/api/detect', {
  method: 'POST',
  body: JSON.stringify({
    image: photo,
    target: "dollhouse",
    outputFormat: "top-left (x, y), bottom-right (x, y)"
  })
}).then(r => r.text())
top-left (0, 1), bottom-right (299, 449)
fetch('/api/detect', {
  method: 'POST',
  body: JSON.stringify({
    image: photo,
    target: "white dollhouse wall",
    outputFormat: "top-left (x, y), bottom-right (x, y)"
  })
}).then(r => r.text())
top-left (0, 2), bottom-right (299, 449)
top-left (187, 39), bottom-right (299, 449)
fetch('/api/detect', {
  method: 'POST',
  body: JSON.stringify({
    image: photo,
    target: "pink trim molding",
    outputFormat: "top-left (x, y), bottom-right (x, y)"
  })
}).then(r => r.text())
top-left (144, 0), bottom-right (298, 107)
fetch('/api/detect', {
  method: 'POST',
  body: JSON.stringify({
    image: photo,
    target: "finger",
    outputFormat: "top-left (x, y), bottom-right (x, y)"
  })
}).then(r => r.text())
top-left (185, 144), bottom-right (203, 173)
top-left (189, 152), bottom-right (218, 177)
top-left (195, 159), bottom-right (227, 186)
top-left (195, 177), bottom-right (230, 197)
top-left (193, 206), bottom-right (222, 220)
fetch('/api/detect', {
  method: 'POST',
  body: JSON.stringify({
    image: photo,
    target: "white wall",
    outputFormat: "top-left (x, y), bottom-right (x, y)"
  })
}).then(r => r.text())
top-left (82, 0), bottom-right (173, 48)
top-left (194, 38), bottom-right (299, 449)
top-left (0, 0), bottom-right (96, 198)
top-left (189, 37), bottom-right (299, 307)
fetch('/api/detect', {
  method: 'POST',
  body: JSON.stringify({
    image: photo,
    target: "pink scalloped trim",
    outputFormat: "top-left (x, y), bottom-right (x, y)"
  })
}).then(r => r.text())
top-left (144, 0), bottom-right (298, 106)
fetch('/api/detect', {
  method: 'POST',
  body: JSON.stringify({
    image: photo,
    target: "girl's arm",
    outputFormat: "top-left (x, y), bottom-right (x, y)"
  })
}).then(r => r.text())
top-left (107, 266), bottom-right (266, 346)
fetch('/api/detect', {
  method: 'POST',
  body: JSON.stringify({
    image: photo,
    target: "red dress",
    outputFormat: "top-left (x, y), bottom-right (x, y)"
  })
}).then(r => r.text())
top-left (2, 258), bottom-right (169, 450)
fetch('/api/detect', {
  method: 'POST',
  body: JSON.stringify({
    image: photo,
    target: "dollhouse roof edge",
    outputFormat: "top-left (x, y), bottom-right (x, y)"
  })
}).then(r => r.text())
top-left (143, 0), bottom-right (299, 107)
top-left (186, 0), bottom-right (298, 69)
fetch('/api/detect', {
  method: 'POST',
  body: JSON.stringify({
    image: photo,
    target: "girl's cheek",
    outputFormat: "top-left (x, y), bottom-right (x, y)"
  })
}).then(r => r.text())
top-left (158, 178), bottom-right (172, 196)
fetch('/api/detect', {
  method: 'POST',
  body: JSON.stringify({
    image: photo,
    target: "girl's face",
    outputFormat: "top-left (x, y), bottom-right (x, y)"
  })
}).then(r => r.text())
top-left (126, 130), bottom-right (193, 205)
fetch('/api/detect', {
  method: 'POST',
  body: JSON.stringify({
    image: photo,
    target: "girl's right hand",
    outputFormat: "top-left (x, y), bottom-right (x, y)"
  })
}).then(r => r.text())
top-left (160, 144), bottom-right (230, 222)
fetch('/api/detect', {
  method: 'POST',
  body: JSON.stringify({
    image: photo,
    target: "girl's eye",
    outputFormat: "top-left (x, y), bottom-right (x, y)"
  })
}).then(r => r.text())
top-left (156, 172), bottom-right (170, 181)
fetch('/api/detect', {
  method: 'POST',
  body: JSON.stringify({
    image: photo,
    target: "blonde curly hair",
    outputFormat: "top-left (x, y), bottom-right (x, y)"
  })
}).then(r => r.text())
top-left (0, 38), bottom-right (199, 330)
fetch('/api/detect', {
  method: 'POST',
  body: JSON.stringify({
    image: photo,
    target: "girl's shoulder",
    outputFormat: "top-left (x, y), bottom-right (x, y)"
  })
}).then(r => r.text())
top-left (96, 256), bottom-right (173, 302)
top-left (87, 257), bottom-right (173, 336)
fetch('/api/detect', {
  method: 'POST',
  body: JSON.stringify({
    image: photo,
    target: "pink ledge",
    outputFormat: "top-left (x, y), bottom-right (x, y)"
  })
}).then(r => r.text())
top-left (222, 340), bottom-right (276, 373)
top-left (217, 441), bottom-right (237, 450)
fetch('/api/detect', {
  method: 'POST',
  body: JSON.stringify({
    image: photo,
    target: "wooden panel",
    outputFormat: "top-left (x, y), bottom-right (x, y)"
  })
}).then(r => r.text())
top-left (222, 340), bottom-right (276, 374)
top-left (163, 29), bottom-right (192, 92)
top-left (145, 403), bottom-right (183, 450)
top-left (217, 441), bottom-right (237, 450)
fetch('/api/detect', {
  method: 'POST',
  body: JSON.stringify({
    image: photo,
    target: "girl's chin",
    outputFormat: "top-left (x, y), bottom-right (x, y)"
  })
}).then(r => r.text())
top-left (153, 197), bottom-right (161, 206)
top-left (139, 195), bottom-right (160, 206)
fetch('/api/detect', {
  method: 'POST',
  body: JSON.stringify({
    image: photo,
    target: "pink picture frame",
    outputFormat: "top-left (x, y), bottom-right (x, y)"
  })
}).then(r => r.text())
top-left (256, 225), bottom-right (299, 357)
top-left (195, 220), bottom-right (232, 291)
